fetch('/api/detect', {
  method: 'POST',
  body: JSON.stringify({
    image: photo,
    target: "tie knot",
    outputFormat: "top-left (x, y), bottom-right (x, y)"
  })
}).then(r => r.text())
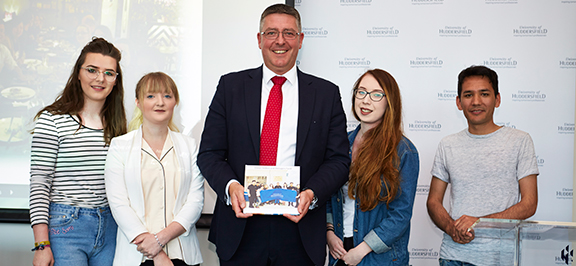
top-left (271, 76), bottom-right (287, 86)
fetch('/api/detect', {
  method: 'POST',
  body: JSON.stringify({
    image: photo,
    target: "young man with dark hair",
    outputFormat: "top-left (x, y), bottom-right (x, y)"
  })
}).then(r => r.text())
top-left (427, 65), bottom-right (539, 266)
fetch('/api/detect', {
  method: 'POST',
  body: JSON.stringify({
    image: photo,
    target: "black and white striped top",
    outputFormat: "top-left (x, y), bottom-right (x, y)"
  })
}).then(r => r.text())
top-left (29, 111), bottom-right (110, 226)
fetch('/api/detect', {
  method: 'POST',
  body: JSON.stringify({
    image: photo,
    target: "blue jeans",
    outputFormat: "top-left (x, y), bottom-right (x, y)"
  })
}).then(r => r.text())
top-left (439, 258), bottom-right (476, 266)
top-left (49, 203), bottom-right (117, 266)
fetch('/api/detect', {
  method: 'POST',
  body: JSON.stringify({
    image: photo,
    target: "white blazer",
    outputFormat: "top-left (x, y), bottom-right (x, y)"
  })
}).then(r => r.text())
top-left (105, 128), bottom-right (204, 266)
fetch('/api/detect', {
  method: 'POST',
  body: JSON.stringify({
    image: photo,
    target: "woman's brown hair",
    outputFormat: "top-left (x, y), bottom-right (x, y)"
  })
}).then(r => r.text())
top-left (34, 37), bottom-right (126, 144)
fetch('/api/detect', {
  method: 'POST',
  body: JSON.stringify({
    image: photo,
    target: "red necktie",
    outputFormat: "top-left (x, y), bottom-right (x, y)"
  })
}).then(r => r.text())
top-left (260, 76), bottom-right (287, 166)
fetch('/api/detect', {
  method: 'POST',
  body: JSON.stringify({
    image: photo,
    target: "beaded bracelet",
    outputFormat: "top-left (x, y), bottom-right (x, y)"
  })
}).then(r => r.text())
top-left (154, 233), bottom-right (165, 248)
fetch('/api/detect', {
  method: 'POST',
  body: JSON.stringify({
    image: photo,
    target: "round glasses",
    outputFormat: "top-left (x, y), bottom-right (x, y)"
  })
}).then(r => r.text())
top-left (354, 89), bottom-right (385, 102)
top-left (260, 30), bottom-right (300, 40)
top-left (81, 67), bottom-right (118, 82)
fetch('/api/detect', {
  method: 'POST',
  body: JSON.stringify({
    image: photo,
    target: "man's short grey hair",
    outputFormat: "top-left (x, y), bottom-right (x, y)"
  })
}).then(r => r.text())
top-left (259, 4), bottom-right (302, 32)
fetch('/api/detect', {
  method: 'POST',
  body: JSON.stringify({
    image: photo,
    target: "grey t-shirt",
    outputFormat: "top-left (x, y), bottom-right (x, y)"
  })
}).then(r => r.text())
top-left (431, 126), bottom-right (539, 265)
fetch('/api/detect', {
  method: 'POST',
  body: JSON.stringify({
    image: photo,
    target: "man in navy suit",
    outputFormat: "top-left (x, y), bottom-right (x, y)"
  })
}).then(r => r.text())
top-left (198, 4), bottom-right (350, 266)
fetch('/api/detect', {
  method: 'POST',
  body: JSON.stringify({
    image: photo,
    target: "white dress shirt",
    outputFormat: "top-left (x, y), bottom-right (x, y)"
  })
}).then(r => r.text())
top-left (225, 65), bottom-right (299, 202)
top-left (260, 65), bottom-right (298, 166)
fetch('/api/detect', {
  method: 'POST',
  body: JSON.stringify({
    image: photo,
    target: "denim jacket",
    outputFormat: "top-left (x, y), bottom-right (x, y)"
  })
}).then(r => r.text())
top-left (326, 125), bottom-right (419, 266)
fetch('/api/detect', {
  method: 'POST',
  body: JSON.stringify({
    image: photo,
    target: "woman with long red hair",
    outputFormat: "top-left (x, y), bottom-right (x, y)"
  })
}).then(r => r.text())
top-left (326, 69), bottom-right (419, 266)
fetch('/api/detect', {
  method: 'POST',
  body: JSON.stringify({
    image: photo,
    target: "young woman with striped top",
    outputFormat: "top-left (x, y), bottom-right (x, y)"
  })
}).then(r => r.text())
top-left (29, 37), bottom-right (127, 266)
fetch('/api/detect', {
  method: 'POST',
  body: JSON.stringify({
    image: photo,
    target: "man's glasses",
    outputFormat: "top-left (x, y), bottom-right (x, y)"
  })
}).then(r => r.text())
top-left (260, 30), bottom-right (300, 40)
top-left (81, 67), bottom-right (118, 82)
top-left (354, 89), bottom-right (385, 102)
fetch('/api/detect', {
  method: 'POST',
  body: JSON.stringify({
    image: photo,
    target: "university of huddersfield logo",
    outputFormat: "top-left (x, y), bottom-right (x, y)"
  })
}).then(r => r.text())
top-left (561, 245), bottom-right (573, 265)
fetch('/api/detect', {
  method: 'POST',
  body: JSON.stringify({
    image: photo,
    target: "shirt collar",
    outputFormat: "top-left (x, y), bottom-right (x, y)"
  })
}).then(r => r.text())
top-left (262, 64), bottom-right (297, 87)
top-left (141, 129), bottom-right (174, 159)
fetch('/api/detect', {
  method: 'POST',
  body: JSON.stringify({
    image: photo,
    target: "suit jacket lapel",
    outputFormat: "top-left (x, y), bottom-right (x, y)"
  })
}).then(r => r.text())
top-left (296, 69), bottom-right (315, 163)
top-left (245, 66), bottom-right (263, 159)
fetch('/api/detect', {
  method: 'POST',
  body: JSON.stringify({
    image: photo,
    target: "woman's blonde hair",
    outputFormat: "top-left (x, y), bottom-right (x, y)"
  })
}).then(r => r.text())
top-left (128, 72), bottom-right (180, 131)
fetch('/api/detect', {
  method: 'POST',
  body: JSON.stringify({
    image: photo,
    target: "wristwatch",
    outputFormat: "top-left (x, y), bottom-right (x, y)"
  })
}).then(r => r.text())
top-left (303, 188), bottom-right (318, 210)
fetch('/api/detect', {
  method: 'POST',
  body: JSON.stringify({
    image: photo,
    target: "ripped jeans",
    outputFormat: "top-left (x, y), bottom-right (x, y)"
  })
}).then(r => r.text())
top-left (49, 203), bottom-right (117, 266)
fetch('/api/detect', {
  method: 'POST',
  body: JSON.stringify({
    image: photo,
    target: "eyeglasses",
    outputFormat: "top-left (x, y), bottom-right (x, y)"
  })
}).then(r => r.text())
top-left (354, 89), bottom-right (385, 102)
top-left (260, 30), bottom-right (300, 40)
top-left (81, 67), bottom-right (118, 82)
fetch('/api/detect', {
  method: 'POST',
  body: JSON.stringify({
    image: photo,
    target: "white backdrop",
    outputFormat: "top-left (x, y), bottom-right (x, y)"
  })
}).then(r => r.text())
top-left (295, 1), bottom-right (576, 265)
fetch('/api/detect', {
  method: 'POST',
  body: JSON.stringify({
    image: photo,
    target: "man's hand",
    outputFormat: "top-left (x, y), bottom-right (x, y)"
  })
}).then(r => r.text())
top-left (446, 223), bottom-right (473, 244)
top-left (446, 215), bottom-right (477, 244)
top-left (454, 215), bottom-right (478, 235)
top-left (427, 177), bottom-right (475, 244)
top-left (229, 182), bottom-right (253, 218)
top-left (283, 189), bottom-right (314, 223)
